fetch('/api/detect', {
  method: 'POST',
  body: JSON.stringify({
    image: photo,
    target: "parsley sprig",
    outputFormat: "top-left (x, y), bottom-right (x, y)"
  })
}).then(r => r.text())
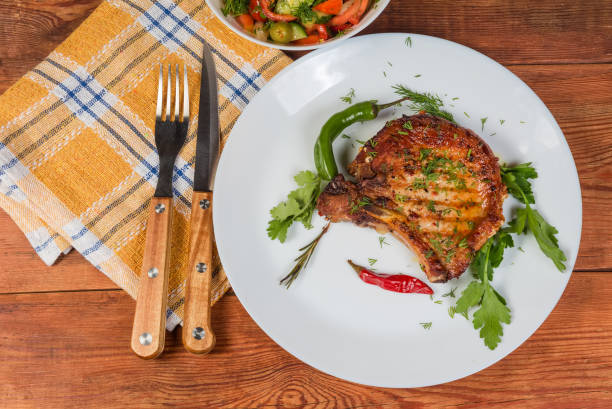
top-left (455, 229), bottom-right (513, 350)
top-left (501, 163), bottom-right (566, 271)
top-left (455, 162), bottom-right (566, 350)
top-left (267, 170), bottom-right (321, 243)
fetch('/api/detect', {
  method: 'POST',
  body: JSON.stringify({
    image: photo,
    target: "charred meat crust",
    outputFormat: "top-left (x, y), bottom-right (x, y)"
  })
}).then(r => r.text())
top-left (317, 113), bottom-right (507, 283)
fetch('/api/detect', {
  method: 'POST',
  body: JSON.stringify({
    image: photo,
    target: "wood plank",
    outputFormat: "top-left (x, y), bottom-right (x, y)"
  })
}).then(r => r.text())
top-left (1, 0), bottom-right (611, 94)
top-left (1, 272), bottom-right (611, 408)
top-left (509, 64), bottom-right (612, 271)
top-left (0, 0), bottom-right (101, 92)
top-left (290, 0), bottom-right (612, 64)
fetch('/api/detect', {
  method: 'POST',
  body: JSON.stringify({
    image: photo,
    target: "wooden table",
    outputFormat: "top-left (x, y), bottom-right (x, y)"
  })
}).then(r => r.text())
top-left (1, 1), bottom-right (611, 407)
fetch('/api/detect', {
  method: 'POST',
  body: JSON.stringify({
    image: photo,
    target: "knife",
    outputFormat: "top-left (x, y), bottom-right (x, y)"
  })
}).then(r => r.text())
top-left (182, 41), bottom-right (219, 354)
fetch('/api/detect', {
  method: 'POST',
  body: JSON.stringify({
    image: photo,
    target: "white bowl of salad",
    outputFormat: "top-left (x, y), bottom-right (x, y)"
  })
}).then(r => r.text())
top-left (206, 0), bottom-right (390, 50)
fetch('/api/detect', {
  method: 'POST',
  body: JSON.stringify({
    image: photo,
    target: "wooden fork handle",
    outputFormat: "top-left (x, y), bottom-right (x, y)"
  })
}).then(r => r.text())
top-left (182, 191), bottom-right (216, 354)
top-left (131, 197), bottom-right (172, 359)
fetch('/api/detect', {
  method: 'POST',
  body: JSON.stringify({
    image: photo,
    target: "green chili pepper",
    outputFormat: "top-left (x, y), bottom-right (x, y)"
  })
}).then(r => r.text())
top-left (314, 98), bottom-right (407, 180)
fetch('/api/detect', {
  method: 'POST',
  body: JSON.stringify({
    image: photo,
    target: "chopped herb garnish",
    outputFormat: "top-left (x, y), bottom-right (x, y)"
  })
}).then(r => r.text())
top-left (356, 139), bottom-right (367, 145)
top-left (481, 117), bottom-right (487, 131)
top-left (518, 246), bottom-right (525, 252)
top-left (448, 306), bottom-right (457, 318)
top-left (341, 134), bottom-right (351, 139)
top-left (420, 322), bottom-right (432, 330)
top-left (404, 121), bottom-right (413, 130)
top-left (464, 112), bottom-right (470, 118)
top-left (398, 130), bottom-right (409, 135)
top-left (387, 61), bottom-right (393, 67)
top-left (368, 257), bottom-right (377, 266)
top-left (467, 149), bottom-right (472, 159)
top-left (367, 151), bottom-right (377, 158)
top-left (379, 236), bottom-right (389, 248)
top-left (442, 287), bottom-right (457, 298)
top-left (426, 200), bottom-right (436, 212)
top-left (414, 74), bottom-right (421, 78)
top-left (500, 119), bottom-right (505, 125)
top-left (419, 148), bottom-right (432, 161)
top-left (434, 300), bottom-right (443, 304)
top-left (405, 36), bottom-right (412, 47)
top-left (452, 97), bottom-right (459, 101)
top-left (340, 88), bottom-right (356, 104)
top-left (458, 238), bottom-right (468, 248)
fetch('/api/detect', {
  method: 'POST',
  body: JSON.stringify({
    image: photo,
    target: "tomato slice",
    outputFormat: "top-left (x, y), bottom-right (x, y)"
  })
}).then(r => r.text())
top-left (313, 0), bottom-right (343, 15)
top-left (249, 0), bottom-right (266, 22)
top-left (293, 34), bottom-right (321, 45)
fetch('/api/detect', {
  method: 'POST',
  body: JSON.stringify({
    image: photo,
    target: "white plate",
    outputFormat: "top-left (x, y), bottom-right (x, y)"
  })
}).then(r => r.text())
top-left (205, 0), bottom-right (390, 51)
top-left (213, 33), bottom-right (582, 388)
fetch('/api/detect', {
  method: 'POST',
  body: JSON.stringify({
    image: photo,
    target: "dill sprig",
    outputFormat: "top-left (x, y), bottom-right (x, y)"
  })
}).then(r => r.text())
top-left (293, 3), bottom-right (317, 23)
top-left (391, 85), bottom-right (455, 122)
top-left (221, 0), bottom-right (249, 16)
top-left (280, 223), bottom-right (330, 288)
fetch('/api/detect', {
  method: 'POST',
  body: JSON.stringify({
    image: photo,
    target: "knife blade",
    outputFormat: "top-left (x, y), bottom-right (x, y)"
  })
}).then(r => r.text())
top-left (182, 40), bottom-right (219, 354)
top-left (194, 40), bottom-right (219, 192)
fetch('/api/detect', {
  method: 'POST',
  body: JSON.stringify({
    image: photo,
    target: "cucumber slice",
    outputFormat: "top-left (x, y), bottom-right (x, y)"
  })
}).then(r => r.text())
top-left (269, 22), bottom-right (293, 44)
top-left (289, 22), bottom-right (307, 41)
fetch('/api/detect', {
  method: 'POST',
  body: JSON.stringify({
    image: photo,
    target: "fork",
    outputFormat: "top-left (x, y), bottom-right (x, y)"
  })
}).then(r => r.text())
top-left (131, 64), bottom-right (189, 359)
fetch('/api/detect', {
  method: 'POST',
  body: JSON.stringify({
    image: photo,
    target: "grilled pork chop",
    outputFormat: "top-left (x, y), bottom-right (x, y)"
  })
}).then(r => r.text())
top-left (317, 113), bottom-right (506, 283)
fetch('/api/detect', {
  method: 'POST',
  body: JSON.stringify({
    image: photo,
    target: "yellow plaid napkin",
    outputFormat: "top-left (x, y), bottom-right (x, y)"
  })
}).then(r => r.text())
top-left (0, 0), bottom-right (291, 329)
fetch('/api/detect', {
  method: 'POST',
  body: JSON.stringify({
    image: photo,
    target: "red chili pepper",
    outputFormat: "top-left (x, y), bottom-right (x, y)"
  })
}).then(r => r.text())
top-left (260, 0), bottom-right (297, 22)
top-left (249, 0), bottom-right (267, 22)
top-left (347, 260), bottom-right (433, 294)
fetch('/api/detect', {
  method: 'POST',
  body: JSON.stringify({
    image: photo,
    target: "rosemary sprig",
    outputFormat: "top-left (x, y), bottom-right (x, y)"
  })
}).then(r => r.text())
top-left (280, 223), bottom-right (330, 288)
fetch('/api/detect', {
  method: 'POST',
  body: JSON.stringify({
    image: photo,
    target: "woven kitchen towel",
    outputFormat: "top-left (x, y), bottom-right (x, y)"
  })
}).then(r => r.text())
top-left (0, 0), bottom-right (291, 329)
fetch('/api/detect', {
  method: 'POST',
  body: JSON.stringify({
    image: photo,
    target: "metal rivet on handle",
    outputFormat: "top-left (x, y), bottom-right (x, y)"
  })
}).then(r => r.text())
top-left (196, 263), bottom-right (207, 273)
top-left (192, 327), bottom-right (205, 340)
top-left (147, 267), bottom-right (159, 278)
top-left (199, 199), bottom-right (210, 210)
top-left (155, 203), bottom-right (166, 214)
top-left (139, 332), bottom-right (153, 346)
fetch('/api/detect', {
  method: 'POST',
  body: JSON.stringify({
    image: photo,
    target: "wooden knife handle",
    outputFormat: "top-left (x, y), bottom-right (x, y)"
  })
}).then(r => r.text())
top-left (131, 197), bottom-right (172, 359)
top-left (182, 191), bottom-right (216, 354)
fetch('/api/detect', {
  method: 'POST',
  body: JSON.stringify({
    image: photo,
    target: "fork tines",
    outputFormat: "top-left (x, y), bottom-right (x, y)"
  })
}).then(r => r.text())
top-left (156, 63), bottom-right (189, 122)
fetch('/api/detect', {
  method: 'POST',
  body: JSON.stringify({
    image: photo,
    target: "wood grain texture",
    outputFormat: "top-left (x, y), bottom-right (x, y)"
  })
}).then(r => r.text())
top-left (0, 0), bottom-right (101, 92)
top-left (508, 64), bottom-right (612, 271)
top-left (131, 197), bottom-right (172, 359)
top-left (286, 0), bottom-right (612, 64)
top-left (0, 0), bottom-right (610, 407)
top-left (0, 211), bottom-right (119, 293)
top-left (182, 191), bottom-right (216, 354)
top-left (0, 0), bottom-right (611, 94)
top-left (1, 272), bottom-right (611, 409)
